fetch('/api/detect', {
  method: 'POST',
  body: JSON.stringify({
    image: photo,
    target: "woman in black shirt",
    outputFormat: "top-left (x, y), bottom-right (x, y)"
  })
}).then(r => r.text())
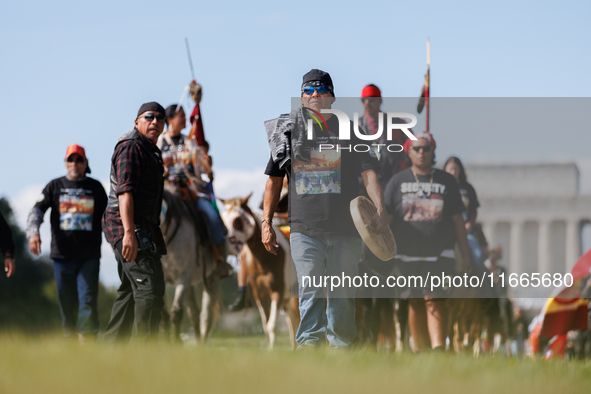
top-left (444, 156), bottom-right (488, 269)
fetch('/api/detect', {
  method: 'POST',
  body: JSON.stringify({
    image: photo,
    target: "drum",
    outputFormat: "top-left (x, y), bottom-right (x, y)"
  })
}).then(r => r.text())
top-left (350, 196), bottom-right (397, 261)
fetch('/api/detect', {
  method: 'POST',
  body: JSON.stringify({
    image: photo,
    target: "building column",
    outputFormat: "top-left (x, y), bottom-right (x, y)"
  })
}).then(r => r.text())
top-left (565, 219), bottom-right (581, 272)
top-left (482, 221), bottom-right (495, 248)
top-left (510, 221), bottom-right (524, 274)
top-left (537, 220), bottom-right (551, 274)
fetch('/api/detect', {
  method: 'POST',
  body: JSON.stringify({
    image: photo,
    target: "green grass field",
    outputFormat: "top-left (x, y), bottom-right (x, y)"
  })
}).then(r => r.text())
top-left (1, 334), bottom-right (590, 394)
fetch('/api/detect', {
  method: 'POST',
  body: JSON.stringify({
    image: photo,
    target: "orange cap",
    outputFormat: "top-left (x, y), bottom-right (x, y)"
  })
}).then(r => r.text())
top-left (65, 144), bottom-right (86, 160)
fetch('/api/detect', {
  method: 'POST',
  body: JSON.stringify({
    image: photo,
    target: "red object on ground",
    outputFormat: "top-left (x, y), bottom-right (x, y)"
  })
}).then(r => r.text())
top-left (571, 248), bottom-right (591, 280)
top-left (544, 335), bottom-right (567, 359)
top-left (539, 248), bottom-right (591, 338)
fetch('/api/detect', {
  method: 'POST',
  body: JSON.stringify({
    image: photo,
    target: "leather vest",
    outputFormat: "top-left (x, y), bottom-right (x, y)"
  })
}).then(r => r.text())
top-left (107, 129), bottom-right (164, 226)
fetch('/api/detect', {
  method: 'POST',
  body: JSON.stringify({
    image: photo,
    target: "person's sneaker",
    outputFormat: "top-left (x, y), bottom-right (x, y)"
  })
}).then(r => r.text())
top-left (228, 288), bottom-right (247, 312)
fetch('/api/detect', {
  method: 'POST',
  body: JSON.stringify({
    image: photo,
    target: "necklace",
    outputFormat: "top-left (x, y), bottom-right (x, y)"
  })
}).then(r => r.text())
top-left (412, 169), bottom-right (434, 197)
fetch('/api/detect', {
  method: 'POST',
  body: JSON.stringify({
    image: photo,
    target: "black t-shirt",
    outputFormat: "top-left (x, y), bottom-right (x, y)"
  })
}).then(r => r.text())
top-left (33, 176), bottom-right (108, 260)
top-left (384, 168), bottom-right (464, 257)
top-left (458, 181), bottom-right (479, 222)
top-left (265, 115), bottom-right (380, 237)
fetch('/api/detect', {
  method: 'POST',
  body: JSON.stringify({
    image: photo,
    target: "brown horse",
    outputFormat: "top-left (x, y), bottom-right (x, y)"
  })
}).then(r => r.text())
top-left (220, 194), bottom-right (300, 349)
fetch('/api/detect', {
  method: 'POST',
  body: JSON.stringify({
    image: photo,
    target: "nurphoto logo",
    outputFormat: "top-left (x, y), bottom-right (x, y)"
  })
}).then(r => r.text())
top-left (304, 108), bottom-right (418, 153)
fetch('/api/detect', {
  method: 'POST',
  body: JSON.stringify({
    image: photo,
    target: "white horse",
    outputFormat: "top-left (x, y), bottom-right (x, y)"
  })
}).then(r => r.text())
top-left (160, 183), bottom-right (221, 342)
top-left (220, 194), bottom-right (300, 349)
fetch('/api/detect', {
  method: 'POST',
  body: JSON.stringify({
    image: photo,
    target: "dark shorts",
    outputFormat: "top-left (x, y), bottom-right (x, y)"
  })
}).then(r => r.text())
top-left (393, 257), bottom-right (456, 299)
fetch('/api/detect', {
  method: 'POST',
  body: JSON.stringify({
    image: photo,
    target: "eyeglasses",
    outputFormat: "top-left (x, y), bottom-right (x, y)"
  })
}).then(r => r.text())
top-left (412, 145), bottom-right (432, 153)
top-left (142, 113), bottom-right (165, 122)
top-left (302, 86), bottom-right (331, 95)
top-left (66, 157), bottom-right (85, 163)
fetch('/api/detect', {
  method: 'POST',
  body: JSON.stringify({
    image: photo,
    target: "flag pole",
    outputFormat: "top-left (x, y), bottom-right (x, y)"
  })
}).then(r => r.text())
top-left (426, 39), bottom-right (430, 133)
top-left (185, 37), bottom-right (196, 82)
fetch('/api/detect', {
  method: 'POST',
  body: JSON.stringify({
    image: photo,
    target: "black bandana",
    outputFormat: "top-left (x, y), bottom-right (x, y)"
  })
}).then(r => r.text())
top-left (137, 102), bottom-right (165, 118)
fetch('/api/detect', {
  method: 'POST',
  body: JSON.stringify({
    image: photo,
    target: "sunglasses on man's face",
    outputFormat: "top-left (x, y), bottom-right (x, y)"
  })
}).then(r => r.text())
top-left (362, 97), bottom-right (379, 104)
top-left (142, 113), bottom-right (165, 122)
top-left (302, 86), bottom-right (331, 95)
top-left (66, 157), bottom-right (85, 164)
top-left (412, 145), bottom-right (432, 153)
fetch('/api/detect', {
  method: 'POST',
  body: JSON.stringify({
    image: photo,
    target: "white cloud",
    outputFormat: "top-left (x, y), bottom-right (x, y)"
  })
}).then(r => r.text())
top-left (10, 185), bottom-right (52, 258)
top-left (10, 184), bottom-right (45, 229)
top-left (100, 239), bottom-right (119, 288)
top-left (214, 167), bottom-right (268, 212)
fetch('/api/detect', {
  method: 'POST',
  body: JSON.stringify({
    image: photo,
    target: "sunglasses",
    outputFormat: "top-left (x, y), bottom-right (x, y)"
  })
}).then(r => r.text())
top-left (412, 145), bottom-right (432, 153)
top-left (302, 86), bottom-right (331, 95)
top-left (66, 157), bottom-right (85, 163)
top-left (142, 113), bottom-right (165, 122)
top-left (361, 97), bottom-right (379, 103)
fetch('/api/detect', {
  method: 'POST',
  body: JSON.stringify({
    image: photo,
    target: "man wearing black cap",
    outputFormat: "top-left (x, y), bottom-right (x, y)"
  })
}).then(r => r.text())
top-left (102, 102), bottom-right (167, 342)
top-left (262, 69), bottom-right (386, 349)
top-left (26, 144), bottom-right (107, 340)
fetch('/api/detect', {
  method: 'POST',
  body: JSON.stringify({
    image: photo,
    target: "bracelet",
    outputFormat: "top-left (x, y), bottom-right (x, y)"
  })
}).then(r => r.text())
top-left (261, 219), bottom-right (273, 226)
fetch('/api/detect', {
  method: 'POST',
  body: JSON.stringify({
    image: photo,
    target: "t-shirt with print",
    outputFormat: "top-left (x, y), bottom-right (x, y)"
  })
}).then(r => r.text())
top-left (458, 181), bottom-right (479, 222)
top-left (157, 133), bottom-right (195, 175)
top-left (157, 132), bottom-right (210, 194)
top-left (384, 168), bottom-right (464, 257)
top-left (31, 176), bottom-right (108, 260)
top-left (265, 114), bottom-right (380, 237)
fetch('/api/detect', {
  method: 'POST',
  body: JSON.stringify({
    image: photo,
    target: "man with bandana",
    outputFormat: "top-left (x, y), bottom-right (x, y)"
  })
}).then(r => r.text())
top-left (102, 102), bottom-right (168, 342)
top-left (262, 70), bottom-right (386, 349)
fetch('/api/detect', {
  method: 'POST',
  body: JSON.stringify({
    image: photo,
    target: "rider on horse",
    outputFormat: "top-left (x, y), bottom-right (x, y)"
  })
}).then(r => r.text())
top-left (157, 103), bottom-right (231, 276)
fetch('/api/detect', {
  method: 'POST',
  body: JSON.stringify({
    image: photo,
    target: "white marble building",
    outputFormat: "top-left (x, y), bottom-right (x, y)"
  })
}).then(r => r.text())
top-left (465, 163), bottom-right (591, 298)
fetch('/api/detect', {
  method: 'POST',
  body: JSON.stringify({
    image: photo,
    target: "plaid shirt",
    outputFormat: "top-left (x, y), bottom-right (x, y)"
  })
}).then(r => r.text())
top-left (102, 132), bottom-right (166, 254)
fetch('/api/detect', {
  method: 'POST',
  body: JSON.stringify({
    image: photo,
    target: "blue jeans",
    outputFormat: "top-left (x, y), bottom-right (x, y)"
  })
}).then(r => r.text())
top-left (197, 198), bottom-right (226, 246)
top-left (290, 232), bottom-right (361, 349)
top-left (53, 258), bottom-right (100, 336)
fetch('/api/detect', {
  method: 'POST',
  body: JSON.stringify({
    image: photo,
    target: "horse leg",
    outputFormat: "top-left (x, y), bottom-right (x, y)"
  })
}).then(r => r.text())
top-left (266, 292), bottom-right (280, 349)
top-left (255, 297), bottom-right (269, 336)
top-left (284, 297), bottom-right (300, 350)
top-left (395, 299), bottom-right (410, 351)
top-left (378, 299), bottom-right (396, 352)
top-left (185, 285), bottom-right (201, 340)
top-left (170, 283), bottom-right (189, 343)
top-left (200, 274), bottom-right (221, 343)
top-left (161, 299), bottom-right (172, 341)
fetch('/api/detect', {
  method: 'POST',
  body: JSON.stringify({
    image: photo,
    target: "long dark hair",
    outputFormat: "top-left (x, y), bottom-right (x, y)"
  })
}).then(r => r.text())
top-left (165, 104), bottom-right (182, 126)
top-left (444, 156), bottom-right (467, 184)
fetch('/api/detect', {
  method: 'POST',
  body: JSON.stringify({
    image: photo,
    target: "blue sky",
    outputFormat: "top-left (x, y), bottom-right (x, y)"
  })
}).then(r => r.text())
top-left (1, 0), bottom-right (590, 285)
